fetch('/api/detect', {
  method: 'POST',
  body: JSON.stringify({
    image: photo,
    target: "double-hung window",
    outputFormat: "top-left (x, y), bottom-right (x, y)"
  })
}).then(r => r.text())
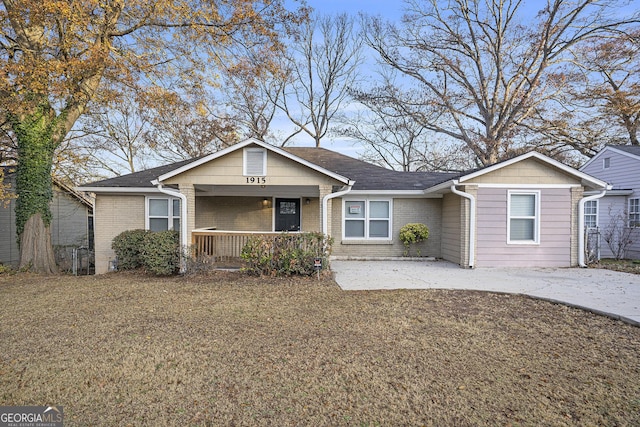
top-left (344, 199), bottom-right (391, 240)
top-left (508, 191), bottom-right (539, 244)
top-left (584, 200), bottom-right (598, 229)
top-left (629, 198), bottom-right (640, 228)
top-left (148, 198), bottom-right (181, 232)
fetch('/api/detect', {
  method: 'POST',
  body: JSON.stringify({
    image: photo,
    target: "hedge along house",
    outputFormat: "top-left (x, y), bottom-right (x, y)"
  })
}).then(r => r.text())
top-left (78, 138), bottom-right (608, 274)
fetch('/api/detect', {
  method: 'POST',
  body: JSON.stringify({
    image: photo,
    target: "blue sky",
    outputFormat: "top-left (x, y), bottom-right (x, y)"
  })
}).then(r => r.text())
top-left (279, 0), bottom-right (408, 156)
top-left (303, 0), bottom-right (405, 19)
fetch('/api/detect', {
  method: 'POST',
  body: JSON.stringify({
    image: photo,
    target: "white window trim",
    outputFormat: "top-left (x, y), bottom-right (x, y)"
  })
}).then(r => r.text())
top-left (507, 191), bottom-right (540, 245)
top-left (342, 198), bottom-right (393, 241)
top-left (603, 157), bottom-right (611, 169)
top-left (584, 199), bottom-right (599, 229)
top-left (145, 196), bottom-right (181, 232)
top-left (629, 198), bottom-right (640, 228)
top-left (243, 147), bottom-right (267, 176)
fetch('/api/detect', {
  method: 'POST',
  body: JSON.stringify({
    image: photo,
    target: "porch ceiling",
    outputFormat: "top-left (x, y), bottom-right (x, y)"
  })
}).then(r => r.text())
top-left (194, 184), bottom-right (320, 197)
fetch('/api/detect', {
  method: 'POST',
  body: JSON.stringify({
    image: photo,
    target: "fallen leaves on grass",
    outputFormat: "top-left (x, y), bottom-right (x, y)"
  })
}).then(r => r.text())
top-left (0, 271), bottom-right (639, 426)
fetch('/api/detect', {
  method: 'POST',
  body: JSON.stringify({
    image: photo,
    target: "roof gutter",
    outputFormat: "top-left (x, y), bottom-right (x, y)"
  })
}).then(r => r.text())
top-left (151, 180), bottom-right (188, 273)
top-left (322, 183), bottom-right (354, 236)
top-left (450, 181), bottom-right (475, 269)
top-left (578, 186), bottom-right (609, 267)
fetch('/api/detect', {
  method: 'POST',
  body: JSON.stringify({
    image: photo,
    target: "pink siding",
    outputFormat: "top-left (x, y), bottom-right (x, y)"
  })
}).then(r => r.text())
top-left (475, 188), bottom-right (572, 267)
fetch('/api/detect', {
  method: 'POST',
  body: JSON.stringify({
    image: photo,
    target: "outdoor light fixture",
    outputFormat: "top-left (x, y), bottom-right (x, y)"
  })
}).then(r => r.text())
top-left (262, 198), bottom-right (269, 207)
top-left (305, 198), bottom-right (311, 205)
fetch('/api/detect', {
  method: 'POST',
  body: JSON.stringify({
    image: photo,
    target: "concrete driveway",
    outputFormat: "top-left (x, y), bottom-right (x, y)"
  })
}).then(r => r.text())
top-left (331, 260), bottom-right (640, 326)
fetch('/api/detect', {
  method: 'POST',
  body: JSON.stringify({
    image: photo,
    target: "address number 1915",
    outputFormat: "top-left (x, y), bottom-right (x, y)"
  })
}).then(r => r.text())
top-left (246, 177), bottom-right (266, 184)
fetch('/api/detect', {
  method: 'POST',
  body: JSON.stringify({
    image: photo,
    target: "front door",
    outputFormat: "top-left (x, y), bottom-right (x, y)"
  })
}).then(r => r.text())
top-left (275, 198), bottom-right (301, 232)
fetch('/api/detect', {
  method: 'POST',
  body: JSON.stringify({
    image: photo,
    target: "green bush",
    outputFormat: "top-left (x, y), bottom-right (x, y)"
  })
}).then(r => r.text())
top-left (140, 230), bottom-right (180, 276)
top-left (241, 232), bottom-right (332, 276)
top-left (111, 229), bottom-right (149, 270)
top-left (112, 229), bottom-right (180, 275)
top-left (399, 223), bottom-right (430, 257)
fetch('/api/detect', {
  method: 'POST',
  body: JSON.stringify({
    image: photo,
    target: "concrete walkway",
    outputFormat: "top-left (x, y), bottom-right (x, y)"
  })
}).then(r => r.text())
top-left (331, 260), bottom-right (640, 326)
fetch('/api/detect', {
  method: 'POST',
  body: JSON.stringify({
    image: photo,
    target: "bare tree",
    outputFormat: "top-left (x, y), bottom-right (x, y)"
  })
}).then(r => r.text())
top-left (222, 58), bottom-right (285, 144)
top-left (60, 97), bottom-right (154, 181)
top-left (275, 13), bottom-right (363, 147)
top-left (534, 28), bottom-right (640, 157)
top-left (342, 75), bottom-right (475, 171)
top-left (364, 0), bottom-right (639, 166)
top-left (142, 90), bottom-right (240, 162)
top-left (603, 206), bottom-right (637, 260)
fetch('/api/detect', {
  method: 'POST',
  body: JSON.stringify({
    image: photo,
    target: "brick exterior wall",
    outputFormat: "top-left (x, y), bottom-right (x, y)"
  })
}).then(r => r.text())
top-left (331, 197), bottom-right (443, 258)
top-left (94, 194), bottom-right (145, 274)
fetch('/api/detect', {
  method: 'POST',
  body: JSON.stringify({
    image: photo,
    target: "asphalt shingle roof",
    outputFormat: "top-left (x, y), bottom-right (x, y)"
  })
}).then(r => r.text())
top-left (283, 147), bottom-right (457, 191)
top-left (610, 144), bottom-right (640, 157)
top-left (81, 157), bottom-right (202, 188)
top-left (82, 147), bottom-right (458, 191)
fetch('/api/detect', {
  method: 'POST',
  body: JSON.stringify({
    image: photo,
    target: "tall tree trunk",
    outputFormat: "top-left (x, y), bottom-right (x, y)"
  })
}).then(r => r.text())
top-left (19, 213), bottom-right (57, 274)
top-left (12, 105), bottom-right (60, 274)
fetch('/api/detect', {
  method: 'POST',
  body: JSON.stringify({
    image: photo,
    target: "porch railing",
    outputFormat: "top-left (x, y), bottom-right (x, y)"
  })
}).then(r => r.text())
top-left (192, 231), bottom-right (279, 260)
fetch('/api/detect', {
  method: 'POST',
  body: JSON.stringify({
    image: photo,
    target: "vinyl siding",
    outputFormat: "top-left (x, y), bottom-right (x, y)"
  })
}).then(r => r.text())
top-left (441, 193), bottom-right (463, 266)
top-left (164, 146), bottom-right (342, 187)
top-left (475, 187), bottom-right (571, 267)
top-left (581, 148), bottom-right (640, 259)
top-left (1, 177), bottom-right (90, 268)
top-left (581, 149), bottom-right (640, 191)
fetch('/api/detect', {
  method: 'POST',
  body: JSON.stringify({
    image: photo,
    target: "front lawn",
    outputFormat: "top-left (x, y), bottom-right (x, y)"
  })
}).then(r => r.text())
top-left (1, 272), bottom-right (639, 426)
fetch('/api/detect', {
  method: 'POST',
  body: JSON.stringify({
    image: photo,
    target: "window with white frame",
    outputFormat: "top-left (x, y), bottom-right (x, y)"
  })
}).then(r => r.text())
top-left (629, 198), bottom-right (640, 227)
top-left (508, 192), bottom-right (539, 243)
top-left (148, 198), bottom-right (181, 232)
top-left (344, 199), bottom-right (391, 239)
top-left (243, 147), bottom-right (267, 176)
top-left (584, 200), bottom-right (598, 228)
top-left (603, 157), bottom-right (611, 169)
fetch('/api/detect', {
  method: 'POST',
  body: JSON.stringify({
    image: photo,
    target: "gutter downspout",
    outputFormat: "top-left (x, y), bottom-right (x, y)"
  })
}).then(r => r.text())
top-left (450, 181), bottom-right (475, 269)
top-left (578, 187), bottom-right (609, 267)
top-left (322, 183), bottom-right (354, 236)
top-left (152, 180), bottom-right (188, 273)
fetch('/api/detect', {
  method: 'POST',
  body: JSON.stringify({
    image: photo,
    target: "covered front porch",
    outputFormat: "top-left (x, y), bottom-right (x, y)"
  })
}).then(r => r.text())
top-left (185, 184), bottom-right (337, 259)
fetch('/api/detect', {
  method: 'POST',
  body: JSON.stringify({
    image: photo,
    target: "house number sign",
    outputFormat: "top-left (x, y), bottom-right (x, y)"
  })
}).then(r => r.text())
top-left (245, 177), bottom-right (266, 184)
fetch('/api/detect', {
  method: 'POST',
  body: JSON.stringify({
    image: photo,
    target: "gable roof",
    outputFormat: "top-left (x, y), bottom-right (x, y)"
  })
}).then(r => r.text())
top-left (78, 142), bottom-right (604, 194)
top-left (610, 144), bottom-right (640, 157)
top-left (156, 138), bottom-right (353, 186)
top-left (427, 151), bottom-right (608, 193)
top-left (580, 144), bottom-right (640, 171)
top-left (79, 138), bottom-right (458, 192)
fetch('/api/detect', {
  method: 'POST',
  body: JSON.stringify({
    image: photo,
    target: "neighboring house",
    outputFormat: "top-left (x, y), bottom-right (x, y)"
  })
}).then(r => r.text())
top-left (0, 167), bottom-right (94, 270)
top-left (78, 138), bottom-right (608, 274)
top-left (580, 145), bottom-right (640, 260)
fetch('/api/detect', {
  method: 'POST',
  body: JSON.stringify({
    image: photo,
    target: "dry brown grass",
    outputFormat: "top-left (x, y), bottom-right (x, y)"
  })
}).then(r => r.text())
top-left (1, 271), bottom-right (639, 426)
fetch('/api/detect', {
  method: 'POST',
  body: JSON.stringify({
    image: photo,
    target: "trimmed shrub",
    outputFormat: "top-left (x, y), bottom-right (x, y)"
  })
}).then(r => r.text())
top-left (399, 223), bottom-right (430, 256)
top-left (111, 229), bottom-right (149, 270)
top-left (140, 230), bottom-right (180, 276)
top-left (241, 232), bottom-right (332, 276)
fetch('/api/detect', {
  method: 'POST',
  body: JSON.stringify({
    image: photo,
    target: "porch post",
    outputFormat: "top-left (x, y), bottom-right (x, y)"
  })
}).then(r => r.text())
top-left (179, 183), bottom-right (196, 247)
top-left (319, 184), bottom-right (333, 236)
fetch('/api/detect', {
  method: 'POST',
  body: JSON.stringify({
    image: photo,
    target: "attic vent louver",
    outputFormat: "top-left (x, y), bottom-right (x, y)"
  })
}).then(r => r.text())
top-left (244, 148), bottom-right (266, 176)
